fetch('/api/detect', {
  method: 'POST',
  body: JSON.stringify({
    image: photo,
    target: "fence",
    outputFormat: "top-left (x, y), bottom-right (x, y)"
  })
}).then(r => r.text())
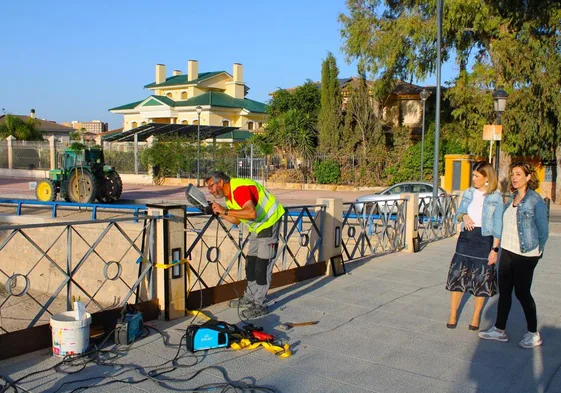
top-left (0, 194), bottom-right (460, 343)
top-left (416, 194), bottom-right (459, 244)
top-left (0, 141), bottom-right (7, 168)
top-left (342, 199), bottom-right (407, 261)
top-left (9, 141), bottom-right (51, 170)
top-left (103, 141), bottom-right (148, 174)
top-left (0, 138), bottom-right (149, 175)
top-left (183, 205), bottom-right (325, 295)
top-left (0, 216), bottom-right (158, 334)
top-left (0, 137), bottom-right (383, 185)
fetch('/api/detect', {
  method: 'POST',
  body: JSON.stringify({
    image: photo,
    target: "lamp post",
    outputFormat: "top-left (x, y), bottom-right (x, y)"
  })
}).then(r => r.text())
top-left (419, 89), bottom-right (430, 181)
top-left (492, 86), bottom-right (508, 174)
top-left (196, 105), bottom-right (203, 187)
top-left (431, 0), bottom-right (444, 222)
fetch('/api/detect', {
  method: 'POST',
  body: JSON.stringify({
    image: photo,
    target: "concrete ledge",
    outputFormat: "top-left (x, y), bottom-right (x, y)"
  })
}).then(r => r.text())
top-left (0, 168), bottom-right (50, 179)
top-left (119, 173), bottom-right (156, 185)
top-left (265, 181), bottom-right (383, 192)
top-left (0, 169), bottom-right (155, 186)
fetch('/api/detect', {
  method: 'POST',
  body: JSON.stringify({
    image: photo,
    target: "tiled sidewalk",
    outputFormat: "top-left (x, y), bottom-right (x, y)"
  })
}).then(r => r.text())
top-left (2, 235), bottom-right (561, 393)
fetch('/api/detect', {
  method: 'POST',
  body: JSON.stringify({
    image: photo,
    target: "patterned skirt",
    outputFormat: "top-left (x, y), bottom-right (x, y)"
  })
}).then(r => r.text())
top-left (445, 227), bottom-right (497, 297)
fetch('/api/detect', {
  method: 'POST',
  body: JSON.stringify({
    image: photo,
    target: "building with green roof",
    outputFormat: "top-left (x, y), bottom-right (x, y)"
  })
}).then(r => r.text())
top-left (109, 60), bottom-right (268, 133)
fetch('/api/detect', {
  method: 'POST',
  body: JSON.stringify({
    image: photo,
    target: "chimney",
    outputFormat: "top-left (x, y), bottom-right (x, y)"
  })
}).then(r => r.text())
top-left (30, 109), bottom-right (36, 119)
top-left (233, 63), bottom-right (243, 83)
top-left (188, 60), bottom-right (198, 81)
top-left (155, 64), bottom-right (166, 84)
top-left (173, 70), bottom-right (182, 76)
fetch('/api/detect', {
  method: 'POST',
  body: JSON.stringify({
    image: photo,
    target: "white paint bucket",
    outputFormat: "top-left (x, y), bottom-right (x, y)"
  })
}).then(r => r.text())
top-left (50, 311), bottom-right (92, 357)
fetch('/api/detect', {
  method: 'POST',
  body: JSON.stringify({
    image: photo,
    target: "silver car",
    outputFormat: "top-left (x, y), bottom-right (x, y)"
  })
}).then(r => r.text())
top-left (354, 181), bottom-right (448, 215)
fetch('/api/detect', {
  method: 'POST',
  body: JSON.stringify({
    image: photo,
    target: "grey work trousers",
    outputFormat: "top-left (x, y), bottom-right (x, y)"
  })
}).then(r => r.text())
top-left (244, 220), bottom-right (280, 306)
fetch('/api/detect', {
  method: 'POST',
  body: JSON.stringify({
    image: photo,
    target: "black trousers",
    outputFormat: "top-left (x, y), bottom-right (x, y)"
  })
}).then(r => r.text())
top-left (495, 248), bottom-right (540, 332)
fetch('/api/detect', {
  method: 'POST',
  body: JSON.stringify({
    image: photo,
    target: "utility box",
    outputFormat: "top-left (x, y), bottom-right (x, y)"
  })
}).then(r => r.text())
top-left (444, 154), bottom-right (473, 193)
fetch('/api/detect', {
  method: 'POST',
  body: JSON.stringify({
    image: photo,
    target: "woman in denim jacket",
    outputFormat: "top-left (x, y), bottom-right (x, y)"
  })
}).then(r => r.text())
top-left (446, 162), bottom-right (502, 330)
top-left (479, 161), bottom-right (549, 348)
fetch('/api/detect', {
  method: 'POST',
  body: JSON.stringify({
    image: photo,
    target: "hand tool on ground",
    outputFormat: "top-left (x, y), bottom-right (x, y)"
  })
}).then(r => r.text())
top-left (278, 321), bottom-right (319, 331)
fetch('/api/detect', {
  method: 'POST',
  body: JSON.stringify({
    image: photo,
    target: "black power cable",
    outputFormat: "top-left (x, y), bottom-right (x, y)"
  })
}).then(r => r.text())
top-left (1, 324), bottom-right (278, 393)
top-left (0, 216), bottom-right (280, 393)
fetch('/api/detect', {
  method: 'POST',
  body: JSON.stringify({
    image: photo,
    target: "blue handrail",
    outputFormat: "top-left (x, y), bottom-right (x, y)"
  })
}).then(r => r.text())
top-left (0, 199), bottom-right (147, 220)
top-left (0, 199), bottom-right (432, 224)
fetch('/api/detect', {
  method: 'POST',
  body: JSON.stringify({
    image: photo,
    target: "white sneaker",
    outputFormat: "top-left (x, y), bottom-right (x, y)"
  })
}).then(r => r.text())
top-left (519, 332), bottom-right (542, 349)
top-left (478, 326), bottom-right (509, 342)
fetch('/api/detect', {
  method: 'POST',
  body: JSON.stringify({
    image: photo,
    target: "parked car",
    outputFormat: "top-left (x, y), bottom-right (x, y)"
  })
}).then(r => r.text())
top-left (354, 181), bottom-right (448, 214)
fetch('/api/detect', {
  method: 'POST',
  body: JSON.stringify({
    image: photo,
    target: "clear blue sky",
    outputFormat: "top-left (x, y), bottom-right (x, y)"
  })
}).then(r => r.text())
top-left (0, 0), bottom-right (458, 130)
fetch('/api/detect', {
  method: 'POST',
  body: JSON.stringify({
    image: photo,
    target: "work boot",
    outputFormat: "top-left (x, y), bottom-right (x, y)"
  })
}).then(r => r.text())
top-left (242, 304), bottom-right (269, 319)
top-left (228, 296), bottom-right (253, 309)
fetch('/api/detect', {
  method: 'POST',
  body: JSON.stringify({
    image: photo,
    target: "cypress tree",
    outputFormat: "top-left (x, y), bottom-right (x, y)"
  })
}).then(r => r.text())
top-left (317, 52), bottom-right (342, 154)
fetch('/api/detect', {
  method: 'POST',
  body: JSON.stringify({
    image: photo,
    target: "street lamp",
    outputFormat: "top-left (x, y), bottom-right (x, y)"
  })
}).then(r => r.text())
top-left (431, 0), bottom-right (444, 223)
top-left (492, 86), bottom-right (508, 173)
top-left (196, 105), bottom-right (203, 187)
top-left (419, 89), bottom-right (431, 181)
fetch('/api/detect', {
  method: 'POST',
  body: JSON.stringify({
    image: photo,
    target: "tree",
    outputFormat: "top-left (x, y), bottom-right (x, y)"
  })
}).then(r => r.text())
top-left (247, 133), bottom-right (273, 156)
top-left (265, 79), bottom-right (321, 160)
top-left (0, 114), bottom-right (43, 140)
top-left (341, 72), bottom-right (383, 158)
top-left (267, 80), bottom-right (321, 119)
top-left (317, 52), bottom-right (342, 154)
top-left (140, 135), bottom-right (197, 179)
top-left (267, 89), bottom-right (294, 117)
top-left (291, 80), bottom-right (322, 120)
top-left (340, 0), bottom-right (561, 199)
top-left (266, 109), bottom-right (317, 161)
top-left (444, 64), bottom-right (495, 157)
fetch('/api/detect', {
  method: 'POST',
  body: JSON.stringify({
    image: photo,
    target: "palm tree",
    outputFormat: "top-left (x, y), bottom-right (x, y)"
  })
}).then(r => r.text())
top-left (0, 115), bottom-right (43, 140)
top-left (267, 109), bottom-right (317, 164)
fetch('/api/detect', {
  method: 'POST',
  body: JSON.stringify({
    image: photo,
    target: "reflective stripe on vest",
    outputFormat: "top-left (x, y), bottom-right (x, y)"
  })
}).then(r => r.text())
top-left (225, 178), bottom-right (285, 233)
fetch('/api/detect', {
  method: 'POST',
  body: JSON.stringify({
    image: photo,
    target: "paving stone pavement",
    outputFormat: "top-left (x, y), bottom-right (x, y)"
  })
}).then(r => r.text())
top-left (1, 234), bottom-right (561, 393)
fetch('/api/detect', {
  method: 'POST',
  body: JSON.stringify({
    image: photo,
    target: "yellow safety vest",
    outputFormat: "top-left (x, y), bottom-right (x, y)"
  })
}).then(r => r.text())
top-left (225, 178), bottom-right (285, 233)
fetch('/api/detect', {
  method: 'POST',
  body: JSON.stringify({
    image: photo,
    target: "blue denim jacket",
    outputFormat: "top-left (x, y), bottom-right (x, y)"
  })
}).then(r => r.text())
top-left (455, 187), bottom-right (503, 239)
top-left (504, 189), bottom-right (549, 253)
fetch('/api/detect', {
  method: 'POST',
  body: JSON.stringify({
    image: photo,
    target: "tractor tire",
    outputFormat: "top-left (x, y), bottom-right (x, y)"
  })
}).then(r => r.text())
top-left (35, 179), bottom-right (57, 202)
top-left (97, 171), bottom-right (123, 203)
top-left (68, 169), bottom-right (98, 203)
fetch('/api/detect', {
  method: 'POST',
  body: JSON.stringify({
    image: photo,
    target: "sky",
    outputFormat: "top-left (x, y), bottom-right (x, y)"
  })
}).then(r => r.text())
top-left (0, 0), bottom-right (458, 130)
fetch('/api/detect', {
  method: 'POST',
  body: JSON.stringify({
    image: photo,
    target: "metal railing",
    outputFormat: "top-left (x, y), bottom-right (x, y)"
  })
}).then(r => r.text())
top-left (416, 195), bottom-right (459, 243)
top-left (10, 141), bottom-right (51, 170)
top-left (0, 216), bottom-right (159, 334)
top-left (183, 205), bottom-right (325, 292)
top-left (0, 199), bottom-right (148, 220)
top-left (342, 200), bottom-right (407, 261)
top-left (0, 196), bottom-right (460, 335)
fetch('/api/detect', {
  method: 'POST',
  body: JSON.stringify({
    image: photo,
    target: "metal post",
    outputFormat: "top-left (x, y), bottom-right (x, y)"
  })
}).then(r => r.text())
top-left (66, 226), bottom-right (72, 311)
top-left (420, 99), bottom-right (427, 180)
top-left (250, 144), bottom-right (254, 180)
top-left (134, 133), bottom-right (139, 174)
top-left (432, 0), bottom-right (443, 219)
top-left (197, 113), bottom-right (201, 187)
top-left (495, 116), bottom-right (501, 173)
top-left (492, 86), bottom-right (508, 182)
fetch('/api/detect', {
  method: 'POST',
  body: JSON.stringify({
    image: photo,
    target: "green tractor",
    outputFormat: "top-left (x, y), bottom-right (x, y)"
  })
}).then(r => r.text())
top-left (35, 145), bottom-right (123, 204)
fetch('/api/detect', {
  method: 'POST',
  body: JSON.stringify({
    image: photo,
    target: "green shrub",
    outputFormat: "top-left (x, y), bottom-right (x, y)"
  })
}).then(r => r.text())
top-left (313, 160), bottom-right (340, 184)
